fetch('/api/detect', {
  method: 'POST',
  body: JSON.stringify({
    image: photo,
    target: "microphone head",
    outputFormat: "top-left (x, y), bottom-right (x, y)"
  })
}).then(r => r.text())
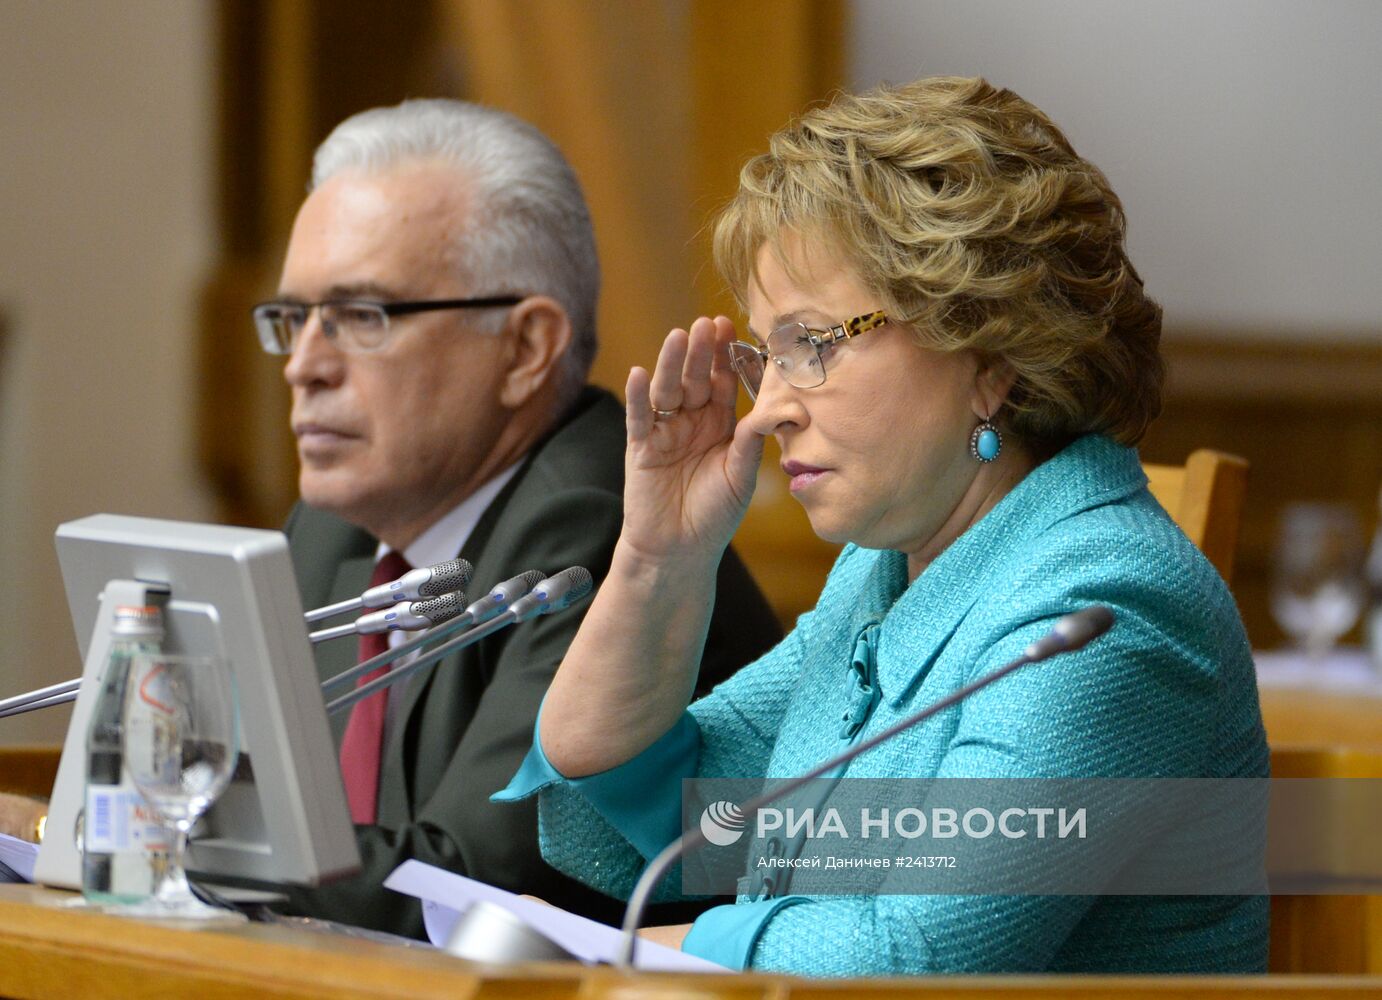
top-left (362, 558), bottom-right (474, 607)
top-left (490, 570), bottom-right (546, 605)
top-left (411, 591), bottom-right (466, 626)
top-left (1022, 605), bottom-right (1116, 662)
top-left (1052, 605), bottom-right (1115, 652)
top-left (417, 559), bottom-right (474, 598)
top-left (515, 568), bottom-right (548, 592)
top-left (509, 567), bottom-right (593, 622)
top-left (354, 590), bottom-right (468, 634)
top-left (465, 570), bottom-right (546, 624)
top-left (538, 567), bottom-right (594, 611)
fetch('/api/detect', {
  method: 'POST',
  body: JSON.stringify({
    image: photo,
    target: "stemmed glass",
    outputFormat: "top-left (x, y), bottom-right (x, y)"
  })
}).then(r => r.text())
top-left (120, 652), bottom-right (243, 922)
top-left (1270, 503), bottom-right (1366, 661)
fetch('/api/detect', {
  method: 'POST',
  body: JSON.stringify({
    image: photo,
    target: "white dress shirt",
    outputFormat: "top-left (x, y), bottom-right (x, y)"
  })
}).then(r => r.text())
top-left (375, 461), bottom-right (523, 747)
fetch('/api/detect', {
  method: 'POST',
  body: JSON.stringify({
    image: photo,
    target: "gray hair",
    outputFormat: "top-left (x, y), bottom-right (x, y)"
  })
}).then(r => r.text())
top-left (311, 98), bottom-right (600, 397)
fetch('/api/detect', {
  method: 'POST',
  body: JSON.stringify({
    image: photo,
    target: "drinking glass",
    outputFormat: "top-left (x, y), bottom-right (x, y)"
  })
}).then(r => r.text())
top-left (121, 652), bottom-right (243, 922)
top-left (1270, 503), bottom-right (1366, 660)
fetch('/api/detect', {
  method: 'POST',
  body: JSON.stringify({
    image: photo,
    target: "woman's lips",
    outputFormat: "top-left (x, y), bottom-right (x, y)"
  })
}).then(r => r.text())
top-left (782, 460), bottom-right (830, 493)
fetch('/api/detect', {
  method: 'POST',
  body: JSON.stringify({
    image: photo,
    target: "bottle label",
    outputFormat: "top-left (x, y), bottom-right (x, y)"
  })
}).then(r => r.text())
top-left (85, 784), bottom-right (131, 853)
top-left (85, 786), bottom-right (169, 854)
top-left (131, 799), bottom-right (170, 852)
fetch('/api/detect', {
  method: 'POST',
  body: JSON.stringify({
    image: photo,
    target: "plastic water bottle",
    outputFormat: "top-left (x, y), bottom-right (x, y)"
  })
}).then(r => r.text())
top-left (1366, 487), bottom-right (1382, 675)
top-left (82, 604), bottom-right (166, 904)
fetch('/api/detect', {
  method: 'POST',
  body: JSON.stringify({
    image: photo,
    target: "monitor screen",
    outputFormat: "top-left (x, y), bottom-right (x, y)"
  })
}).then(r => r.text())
top-left (35, 514), bottom-right (360, 889)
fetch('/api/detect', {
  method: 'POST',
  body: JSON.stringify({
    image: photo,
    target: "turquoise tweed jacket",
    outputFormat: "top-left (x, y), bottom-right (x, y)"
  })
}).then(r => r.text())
top-left (497, 435), bottom-right (1270, 975)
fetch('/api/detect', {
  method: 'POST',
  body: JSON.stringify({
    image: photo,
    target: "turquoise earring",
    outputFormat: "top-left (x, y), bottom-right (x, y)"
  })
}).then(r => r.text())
top-left (970, 413), bottom-right (1002, 463)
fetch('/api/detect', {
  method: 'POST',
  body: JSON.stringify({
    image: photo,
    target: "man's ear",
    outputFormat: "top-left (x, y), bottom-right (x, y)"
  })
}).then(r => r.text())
top-left (499, 296), bottom-right (573, 409)
top-left (971, 354), bottom-right (1018, 420)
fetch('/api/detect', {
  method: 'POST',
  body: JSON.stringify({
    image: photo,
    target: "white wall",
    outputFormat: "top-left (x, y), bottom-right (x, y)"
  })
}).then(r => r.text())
top-left (852, 0), bottom-right (1382, 339)
top-left (0, 0), bottom-right (217, 744)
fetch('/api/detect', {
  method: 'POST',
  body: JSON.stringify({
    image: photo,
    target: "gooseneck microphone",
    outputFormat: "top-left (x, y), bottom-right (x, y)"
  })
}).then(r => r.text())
top-left (303, 558), bottom-right (474, 623)
top-left (324, 568), bottom-right (594, 717)
top-left (0, 678), bottom-right (83, 719)
top-left (308, 592), bottom-right (467, 644)
top-left (0, 565), bottom-right (539, 720)
top-left (318, 570), bottom-right (547, 698)
top-left (614, 605), bottom-right (1116, 970)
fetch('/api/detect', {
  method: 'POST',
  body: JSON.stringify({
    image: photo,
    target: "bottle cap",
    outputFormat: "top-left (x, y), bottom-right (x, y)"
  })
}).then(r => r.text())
top-left (111, 604), bottom-right (165, 638)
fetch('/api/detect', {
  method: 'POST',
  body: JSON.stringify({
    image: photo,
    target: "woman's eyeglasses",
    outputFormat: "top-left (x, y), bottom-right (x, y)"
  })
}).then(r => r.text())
top-left (726, 311), bottom-right (887, 400)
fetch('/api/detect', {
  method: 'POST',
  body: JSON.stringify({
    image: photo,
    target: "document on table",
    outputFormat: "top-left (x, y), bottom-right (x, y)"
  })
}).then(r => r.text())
top-left (0, 832), bottom-right (38, 882)
top-left (383, 859), bottom-right (725, 972)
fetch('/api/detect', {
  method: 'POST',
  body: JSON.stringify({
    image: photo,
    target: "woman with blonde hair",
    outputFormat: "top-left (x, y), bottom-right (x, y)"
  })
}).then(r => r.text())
top-left (496, 76), bottom-right (1267, 975)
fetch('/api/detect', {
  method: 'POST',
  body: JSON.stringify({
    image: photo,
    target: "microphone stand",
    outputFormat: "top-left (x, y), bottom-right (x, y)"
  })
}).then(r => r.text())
top-left (0, 678), bottom-right (82, 719)
top-left (325, 612), bottom-right (524, 715)
top-left (325, 569), bottom-right (592, 716)
top-left (0, 609), bottom-right (478, 719)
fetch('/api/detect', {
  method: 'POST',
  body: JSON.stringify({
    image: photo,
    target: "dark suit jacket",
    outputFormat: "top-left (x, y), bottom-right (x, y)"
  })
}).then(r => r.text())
top-left (281, 387), bottom-right (782, 937)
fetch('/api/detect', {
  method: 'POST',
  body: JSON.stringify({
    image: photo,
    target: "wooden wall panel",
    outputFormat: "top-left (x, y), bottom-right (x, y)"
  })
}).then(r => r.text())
top-left (0, 746), bottom-right (61, 800)
top-left (687, 0), bottom-right (849, 627)
top-left (1142, 337), bottom-right (1382, 648)
top-left (441, 0), bottom-right (698, 398)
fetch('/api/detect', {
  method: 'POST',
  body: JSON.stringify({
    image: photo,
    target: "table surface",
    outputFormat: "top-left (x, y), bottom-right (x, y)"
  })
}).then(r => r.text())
top-left (1, 883), bottom-right (1380, 999)
top-left (1255, 648), bottom-right (1382, 751)
top-left (1256, 648), bottom-right (1382, 693)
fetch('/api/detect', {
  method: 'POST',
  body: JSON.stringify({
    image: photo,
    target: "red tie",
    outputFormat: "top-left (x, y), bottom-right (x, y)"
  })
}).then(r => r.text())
top-left (339, 550), bottom-right (411, 824)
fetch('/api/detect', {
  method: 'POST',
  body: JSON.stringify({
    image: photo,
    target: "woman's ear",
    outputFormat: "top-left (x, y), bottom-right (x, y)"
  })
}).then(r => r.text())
top-left (499, 296), bottom-right (574, 409)
top-left (971, 356), bottom-right (1018, 420)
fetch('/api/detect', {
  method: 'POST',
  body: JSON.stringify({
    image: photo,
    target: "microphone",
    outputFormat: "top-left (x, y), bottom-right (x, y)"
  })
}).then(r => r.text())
top-left (308, 592), bottom-right (467, 644)
top-left (325, 567), bottom-right (594, 717)
top-left (303, 558), bottom-right (474, 623)
top-left (614, 605), bottom-right (1116, 969)
top-left (464, 570), bottom-right (551, 626)
top-left (0, 677), bottom-right (81, 719)
top-left (1024, 605), bottom-right (1115, 660)
top-left (506, 567), bottom-right (595, 622)
top-left (2, 566), bottom-right (536, 718)
top-left (318, 570), bottom-right (546, 697)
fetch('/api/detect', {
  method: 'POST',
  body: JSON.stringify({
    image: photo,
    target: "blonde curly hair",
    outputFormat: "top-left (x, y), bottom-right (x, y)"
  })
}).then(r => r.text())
top-left (713, 76), bottom-right (1164, 447)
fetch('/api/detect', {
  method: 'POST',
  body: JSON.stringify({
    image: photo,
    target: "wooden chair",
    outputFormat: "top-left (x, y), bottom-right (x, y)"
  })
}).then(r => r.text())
top-left (1143, 449), bottom-right (1249, 584)
top-left (1268, 746), bottom-right (1382, 974)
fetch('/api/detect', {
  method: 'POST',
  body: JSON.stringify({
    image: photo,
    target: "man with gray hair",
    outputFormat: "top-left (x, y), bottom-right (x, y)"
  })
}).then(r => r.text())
top-left (253, 99), bottom-right (780, 936)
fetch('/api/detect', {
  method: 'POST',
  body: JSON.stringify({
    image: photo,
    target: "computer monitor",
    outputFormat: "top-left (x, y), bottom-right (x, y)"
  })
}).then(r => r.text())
top-left (34, 514), bottom-right (360, 889)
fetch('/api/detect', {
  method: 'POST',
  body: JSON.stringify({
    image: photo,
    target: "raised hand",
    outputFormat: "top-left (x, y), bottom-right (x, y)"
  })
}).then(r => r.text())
top-left (622, 316), bottom-right (764, 563)
top-left (538, 316), bottom-right (764, 776)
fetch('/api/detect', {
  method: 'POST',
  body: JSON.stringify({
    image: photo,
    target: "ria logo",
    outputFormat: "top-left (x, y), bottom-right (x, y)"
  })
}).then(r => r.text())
top-left (699, 800), bottom-right (747, 847)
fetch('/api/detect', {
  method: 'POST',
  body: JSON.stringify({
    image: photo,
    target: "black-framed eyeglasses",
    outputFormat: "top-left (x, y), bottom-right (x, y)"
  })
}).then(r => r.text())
top-left (726, 311), bottom-right (888, 400)
top-left (251, 296), bottom-right (525, 355)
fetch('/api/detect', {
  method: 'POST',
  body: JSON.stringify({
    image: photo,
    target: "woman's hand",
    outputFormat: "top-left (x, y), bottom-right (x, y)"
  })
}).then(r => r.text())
top-left (622, 316), bottom-right (764, 564)
top-left (538, 317), bottom-right (761, 777)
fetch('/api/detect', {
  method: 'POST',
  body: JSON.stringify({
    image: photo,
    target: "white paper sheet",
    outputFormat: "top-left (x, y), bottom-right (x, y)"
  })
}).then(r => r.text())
top-left (383, 859), bottom-right (726, 972)
top-left (0, 832), bottom-right (39, 882)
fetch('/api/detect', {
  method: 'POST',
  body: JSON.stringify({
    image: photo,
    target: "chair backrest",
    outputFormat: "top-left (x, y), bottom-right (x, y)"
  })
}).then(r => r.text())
top-left (1143, 449), bottom-right (1249, 584)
